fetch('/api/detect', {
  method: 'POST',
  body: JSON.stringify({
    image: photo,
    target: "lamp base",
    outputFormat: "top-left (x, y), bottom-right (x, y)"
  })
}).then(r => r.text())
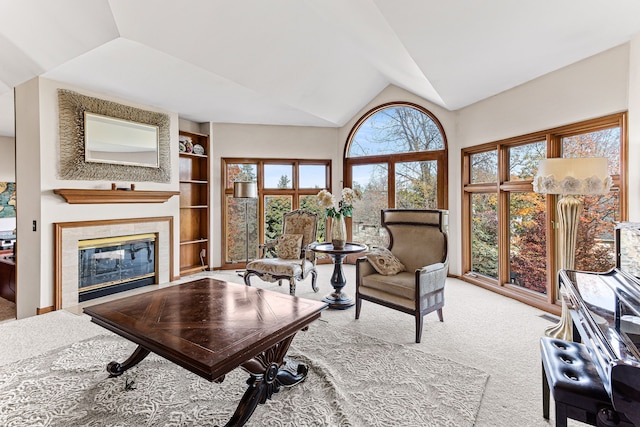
top-left (545, 195), bottom-right (582, 341)
top-left (544, 296), bottom-right (573, 341)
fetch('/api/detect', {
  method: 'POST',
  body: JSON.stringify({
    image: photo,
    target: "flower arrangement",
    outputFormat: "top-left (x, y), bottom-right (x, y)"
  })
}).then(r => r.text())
top-left (317, 187), bottom-right (361, 218)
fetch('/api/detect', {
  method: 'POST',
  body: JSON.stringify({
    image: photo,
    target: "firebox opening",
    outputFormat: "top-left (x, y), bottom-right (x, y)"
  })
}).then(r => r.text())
top-left (78, 233), bottom-right (157, 302)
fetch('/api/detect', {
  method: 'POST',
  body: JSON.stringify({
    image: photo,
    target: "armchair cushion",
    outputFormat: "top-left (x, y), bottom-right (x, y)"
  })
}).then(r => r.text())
top-left (362, 271), bottom-right (415, 299)
top-left (366, 247), bottom-right (406, 275)
top-left (278, 234), bottom-right (303, 259)
top-left (246, 258), bottom-right (314, 279)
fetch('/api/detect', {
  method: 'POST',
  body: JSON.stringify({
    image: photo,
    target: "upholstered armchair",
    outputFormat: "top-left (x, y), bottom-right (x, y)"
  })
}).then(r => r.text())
top-left (355, 209), bottom-right (448, 343)
top-left (244, 209), bottom-right (320, 296)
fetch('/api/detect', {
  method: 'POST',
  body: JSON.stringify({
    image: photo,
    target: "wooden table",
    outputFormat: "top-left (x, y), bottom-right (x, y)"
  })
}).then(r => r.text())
top-left (83, 278), bottom-right (327, 427)
top-left (310, 242), bottom-right (367, 310)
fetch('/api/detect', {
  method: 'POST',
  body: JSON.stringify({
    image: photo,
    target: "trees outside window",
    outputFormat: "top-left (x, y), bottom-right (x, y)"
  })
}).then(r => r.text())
top-left (222, 159), bottom-right (330, 268)
top-left (462, 113), bottom-right (627, 312)
top-left (345, 102), bottom-right (448, 248)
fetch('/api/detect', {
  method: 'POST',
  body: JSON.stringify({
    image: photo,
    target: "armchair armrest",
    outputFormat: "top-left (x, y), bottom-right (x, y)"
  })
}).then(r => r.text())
top-left (258, 239), bottom-right (278, 258)
top-left (417, 258), bottom-right (449, 294)
top-left (301, 244), bottom-right (317, 265)
top-left (355, 256), bottom-right (376, 289)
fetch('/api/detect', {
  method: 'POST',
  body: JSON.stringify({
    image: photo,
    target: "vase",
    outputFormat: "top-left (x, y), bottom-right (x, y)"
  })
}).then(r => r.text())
top-left (331, 216), bottom-right (347, 249)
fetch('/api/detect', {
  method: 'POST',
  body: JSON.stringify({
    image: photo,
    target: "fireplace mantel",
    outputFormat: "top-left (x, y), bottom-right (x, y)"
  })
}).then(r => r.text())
top-left (53, 189), bottom-right (179, 204)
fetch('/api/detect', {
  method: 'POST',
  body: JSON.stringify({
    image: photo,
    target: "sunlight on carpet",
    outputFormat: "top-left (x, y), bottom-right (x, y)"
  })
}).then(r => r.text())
top-left (0, 320), bottom-right (488, 426)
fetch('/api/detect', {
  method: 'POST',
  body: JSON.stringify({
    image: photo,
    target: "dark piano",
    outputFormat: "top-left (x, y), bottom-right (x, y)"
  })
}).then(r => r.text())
top-left (561, 222), bottom-right (640, 426)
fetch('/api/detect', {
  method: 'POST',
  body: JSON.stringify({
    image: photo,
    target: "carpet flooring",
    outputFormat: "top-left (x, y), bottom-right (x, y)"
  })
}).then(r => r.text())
top-left (1, 264), bottom-right (574, 426)
top-left (0, 320), bottom-right (487, 426)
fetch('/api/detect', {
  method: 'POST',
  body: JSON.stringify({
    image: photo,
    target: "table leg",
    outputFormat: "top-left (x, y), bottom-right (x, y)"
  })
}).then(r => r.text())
top-left (222, 334), bottom-right (307, 427)
top-left (322, 253), bottom-right (354, 309)
top-left (106, 345), bottom-right (151, 377)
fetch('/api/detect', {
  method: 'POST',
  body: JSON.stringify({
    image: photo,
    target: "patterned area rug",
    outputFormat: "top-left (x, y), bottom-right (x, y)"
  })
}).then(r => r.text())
top-left (0, 321), bottom-right (488, 426)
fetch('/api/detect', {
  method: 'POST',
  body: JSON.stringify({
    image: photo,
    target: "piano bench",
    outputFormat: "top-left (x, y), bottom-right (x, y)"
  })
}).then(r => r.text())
top-left (540, 337), bottom-right (611, 427)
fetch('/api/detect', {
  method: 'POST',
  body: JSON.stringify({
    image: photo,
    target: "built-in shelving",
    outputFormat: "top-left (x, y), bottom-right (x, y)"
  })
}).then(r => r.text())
top-left (179, 130), bottom-right (210, 275)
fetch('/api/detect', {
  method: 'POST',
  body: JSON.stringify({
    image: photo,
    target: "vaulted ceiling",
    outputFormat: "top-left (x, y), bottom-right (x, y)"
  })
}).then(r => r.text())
top-left (2, 0), bottom-right (640, 137)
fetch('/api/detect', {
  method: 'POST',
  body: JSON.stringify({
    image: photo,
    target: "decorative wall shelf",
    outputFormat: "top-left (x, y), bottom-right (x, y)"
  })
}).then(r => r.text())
top-left (53, 189), bottom-right (180, 204)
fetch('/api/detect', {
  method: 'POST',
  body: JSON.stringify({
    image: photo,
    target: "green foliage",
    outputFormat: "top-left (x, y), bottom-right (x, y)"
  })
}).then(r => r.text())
top-left (264, 196), bottom-right (292, 244)
top-left (277, 174), bottom-right (291, 189)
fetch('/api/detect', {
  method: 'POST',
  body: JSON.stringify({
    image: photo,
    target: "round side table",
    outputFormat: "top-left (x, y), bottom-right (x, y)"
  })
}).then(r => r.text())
top-left (310, 242), bottom-right (367, 309)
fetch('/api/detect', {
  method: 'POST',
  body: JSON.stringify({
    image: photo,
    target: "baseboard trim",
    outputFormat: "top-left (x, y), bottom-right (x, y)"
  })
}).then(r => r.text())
top-left (37, 306), bottom-right (54, 315)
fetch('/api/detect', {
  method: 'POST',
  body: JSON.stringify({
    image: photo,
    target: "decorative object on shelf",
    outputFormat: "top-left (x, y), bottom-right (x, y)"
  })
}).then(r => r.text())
top-left (234, 181), bottom-right (258, 271)
top-left (178, 135), bottom-right (192, 153)
top-left (192, 144), bottom-right (205, 155)
top-left (533, 157), bottom-right (612, 340)
top-left (317, 187), bottom-right (361, 250)
top-left (111, 183), bottom-right (136, 191)
top-left (184, 140), bottom-right (193, 153)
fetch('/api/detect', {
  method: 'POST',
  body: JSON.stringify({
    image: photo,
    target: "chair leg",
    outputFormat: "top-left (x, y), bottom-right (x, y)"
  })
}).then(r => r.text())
top-left (437, 308), bottom-right (443, 322)
top-left (288, 279), bottom-right (296, 296)
top-left (415, 315), bottom-right (424, 343)
top-left (355, 296), bottom-right (361, 319)
top-left (542, 362), bottom-right (550, 420)
top-left (555, 403), bottom-right (568, 427)
top-left (310, 270), bottom-right (319, 292)
top-left (243, 273), bottom-right (252, 287)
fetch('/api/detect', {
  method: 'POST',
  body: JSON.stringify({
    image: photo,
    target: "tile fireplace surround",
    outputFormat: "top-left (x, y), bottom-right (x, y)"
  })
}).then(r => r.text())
top-left (54, 217), bottom-right (173, 310)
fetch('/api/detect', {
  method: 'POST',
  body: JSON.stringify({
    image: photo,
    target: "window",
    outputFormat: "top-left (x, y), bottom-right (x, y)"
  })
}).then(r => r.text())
top-left (345, 102), bottom-right (448, 248)
top-left (222, 159), bottom-right (331, 268)
top-left (462, 113), bottom-right (627, 312)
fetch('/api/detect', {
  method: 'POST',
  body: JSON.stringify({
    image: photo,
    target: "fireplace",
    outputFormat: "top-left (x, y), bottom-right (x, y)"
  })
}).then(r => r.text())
top-left (78, 233), bottom-right (157, 302)
top-left (54, 217), bottom-right (174, 310)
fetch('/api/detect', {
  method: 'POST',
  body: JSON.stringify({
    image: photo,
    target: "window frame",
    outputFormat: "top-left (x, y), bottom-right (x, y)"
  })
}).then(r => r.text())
top-left (344, 102), bottom-right (449, 241)
top-left (221, 158), bottom-right (331, 269)
top-left (461, 113), bottom-right (627, 314)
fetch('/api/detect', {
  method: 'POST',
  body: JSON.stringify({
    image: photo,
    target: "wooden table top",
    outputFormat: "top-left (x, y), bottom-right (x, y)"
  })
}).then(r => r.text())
top-left (83, 278), bottom-right (327, 381)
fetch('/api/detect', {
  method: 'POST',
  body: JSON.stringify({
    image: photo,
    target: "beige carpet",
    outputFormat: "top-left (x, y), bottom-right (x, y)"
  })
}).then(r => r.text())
top-left (0, 264), bottom-right (581, 426)
top-left (0, 321), bottom-right (487, 426)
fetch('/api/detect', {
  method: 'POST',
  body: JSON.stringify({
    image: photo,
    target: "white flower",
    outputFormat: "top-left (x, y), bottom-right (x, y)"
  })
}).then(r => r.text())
top-left (316, 187), bottom-right (360, 218)
top-left (342, 187), bottom-right (356, 205)
top-left (317, 189), bottom-right (335, 210)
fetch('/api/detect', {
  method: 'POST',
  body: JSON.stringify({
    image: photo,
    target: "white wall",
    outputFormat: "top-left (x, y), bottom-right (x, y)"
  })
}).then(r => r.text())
top-left (628, 35), bottom-right (640, 218)
top-left (14, 77), bottom-right (180, 318)
top-left (0, 136), bottom-right (15, 180)
top-left (208, 123), bottom-right (339, 267)
top-left (0, 135), bottom-right (16, 232)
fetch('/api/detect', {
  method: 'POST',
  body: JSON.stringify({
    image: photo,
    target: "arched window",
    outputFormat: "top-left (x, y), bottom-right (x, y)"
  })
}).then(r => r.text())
top-left (345, 102), bottom-right (448, 248)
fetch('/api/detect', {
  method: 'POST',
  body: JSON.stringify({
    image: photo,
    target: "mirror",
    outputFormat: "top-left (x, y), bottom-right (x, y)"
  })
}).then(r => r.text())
top-left (84, 113), bottom-right (159, 168)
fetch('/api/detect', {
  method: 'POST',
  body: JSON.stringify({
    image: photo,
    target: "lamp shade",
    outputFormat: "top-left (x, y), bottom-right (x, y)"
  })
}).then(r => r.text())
top-left (533, 157), bottom-right (612, 195)
top-left (233, 181), bottom-right (257, 199)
